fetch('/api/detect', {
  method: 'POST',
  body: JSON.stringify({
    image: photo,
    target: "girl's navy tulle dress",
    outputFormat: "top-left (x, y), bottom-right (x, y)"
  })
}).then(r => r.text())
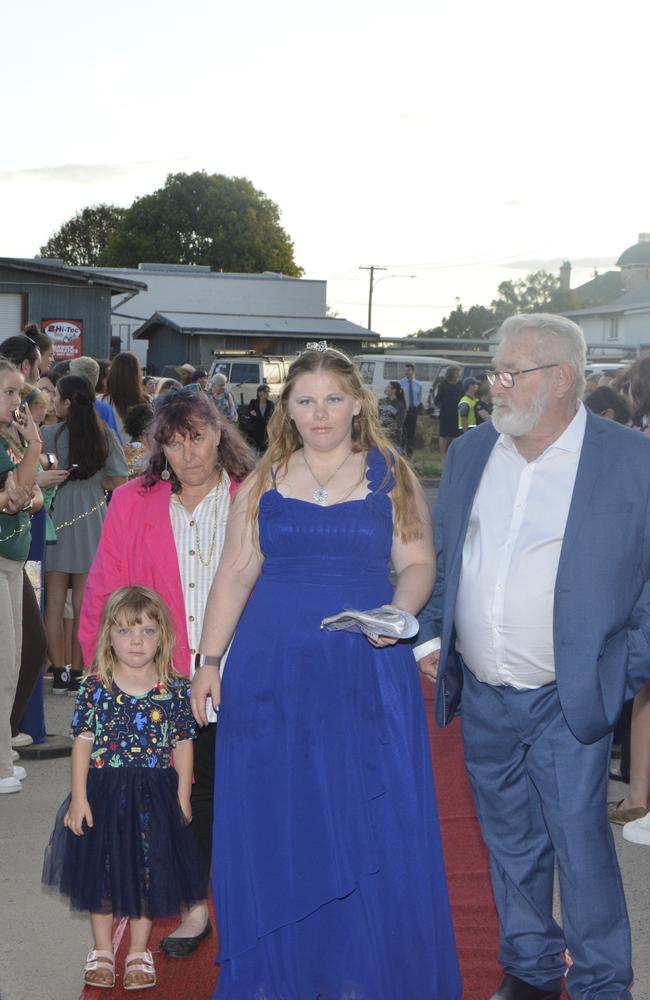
top-left (212, 449), bottom-right (462, 1000)
top-left (42, 676), bottom-right (207, 917)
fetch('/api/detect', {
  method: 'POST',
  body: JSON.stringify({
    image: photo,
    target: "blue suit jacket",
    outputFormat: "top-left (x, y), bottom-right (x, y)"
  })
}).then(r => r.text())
top-left (418, 413), bottom-right (650, 744)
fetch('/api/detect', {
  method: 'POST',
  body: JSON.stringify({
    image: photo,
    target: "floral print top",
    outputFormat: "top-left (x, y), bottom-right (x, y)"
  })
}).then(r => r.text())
top-left (70, 674), bottom-right (197, 769)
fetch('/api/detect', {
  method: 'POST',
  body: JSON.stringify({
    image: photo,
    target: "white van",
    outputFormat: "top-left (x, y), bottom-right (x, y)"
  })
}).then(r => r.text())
top-left (353, 354), bottom-right (457, 406)
top-left (208, 355), bottom-right (293, 408)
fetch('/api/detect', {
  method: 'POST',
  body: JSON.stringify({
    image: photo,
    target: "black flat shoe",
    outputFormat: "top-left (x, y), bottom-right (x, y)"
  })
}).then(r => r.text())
top-left (160, 919), bottom-right (212, 957)
top-left (489, 973), bottom-right (561, 1000)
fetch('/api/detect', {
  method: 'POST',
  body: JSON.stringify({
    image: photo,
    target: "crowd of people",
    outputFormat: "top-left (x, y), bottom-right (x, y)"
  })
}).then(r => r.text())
top-left (1, 318), bottom-right (649, 999)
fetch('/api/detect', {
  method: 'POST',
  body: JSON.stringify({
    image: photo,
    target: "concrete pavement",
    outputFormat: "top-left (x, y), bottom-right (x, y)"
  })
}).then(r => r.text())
top-left (1, 479), bottom-right (648, 999)
top-left (3, 668), bottom-right (650, 999)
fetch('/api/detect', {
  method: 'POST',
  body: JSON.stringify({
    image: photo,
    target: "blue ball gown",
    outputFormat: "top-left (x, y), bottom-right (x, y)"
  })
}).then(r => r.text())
top-left (212, 449), bottom-right (461, 999)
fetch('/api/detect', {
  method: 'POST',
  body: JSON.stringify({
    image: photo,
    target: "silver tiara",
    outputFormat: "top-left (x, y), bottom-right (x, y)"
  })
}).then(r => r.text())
top-left (305, 341), bottom-right (328, 352)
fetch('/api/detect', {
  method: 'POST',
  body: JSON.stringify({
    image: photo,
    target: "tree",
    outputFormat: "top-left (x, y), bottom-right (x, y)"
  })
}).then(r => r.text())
top-left (408, 269), bottom-right (575, 340)
top-left (491, 270), bottom-right (562, 323)
top-left (411, 303), bottom-right (494, 340)
top-left (39, 204), bottom-right (126, 266)
top-left (99, 171), bottom-right (303, 276)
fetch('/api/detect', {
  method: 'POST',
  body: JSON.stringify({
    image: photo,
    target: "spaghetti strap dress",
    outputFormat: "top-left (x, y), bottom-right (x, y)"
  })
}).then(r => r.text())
top-left (212, 448), bottom-right (461, 1000)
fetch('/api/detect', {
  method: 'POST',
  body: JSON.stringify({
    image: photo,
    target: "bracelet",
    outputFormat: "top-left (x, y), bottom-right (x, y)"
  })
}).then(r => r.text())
top-left (194, 654), bottom-right (222, 670)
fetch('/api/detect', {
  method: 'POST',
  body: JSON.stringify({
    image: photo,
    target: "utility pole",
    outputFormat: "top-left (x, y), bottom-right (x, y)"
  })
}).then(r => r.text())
top-left (359, 264), bottom-right (387, 330)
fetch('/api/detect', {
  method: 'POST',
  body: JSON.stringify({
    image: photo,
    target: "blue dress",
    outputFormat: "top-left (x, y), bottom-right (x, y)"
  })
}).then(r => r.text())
top-left (42, 676), bottom-right (207, 917)
top-left (212, 449), bottom-right (462, 1000)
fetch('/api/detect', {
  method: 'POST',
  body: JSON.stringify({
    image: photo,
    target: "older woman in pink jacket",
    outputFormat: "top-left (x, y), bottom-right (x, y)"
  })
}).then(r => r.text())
top-left (80, 388), bottom-right (254, 957)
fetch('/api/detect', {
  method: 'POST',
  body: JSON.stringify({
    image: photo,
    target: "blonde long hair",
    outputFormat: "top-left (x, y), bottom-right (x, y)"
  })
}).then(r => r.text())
top-left (247, 348), bottom-right (421, 542)
top-left (92, 586), bottom-right (178, 688)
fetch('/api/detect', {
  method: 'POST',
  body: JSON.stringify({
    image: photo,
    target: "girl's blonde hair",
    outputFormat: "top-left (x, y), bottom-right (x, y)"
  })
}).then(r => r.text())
top-left (92, 586), bottom-right (178, 687)
top-left (247, 348), bottom-right (421, 543)
top-left (21, 381), bottom-right (50, 411)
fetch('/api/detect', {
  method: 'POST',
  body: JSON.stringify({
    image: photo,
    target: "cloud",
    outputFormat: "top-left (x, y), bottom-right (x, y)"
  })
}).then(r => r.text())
top-left (0, 159), bottom-right (192, 185)
top-left (505, 256), bottom-right (618, 271)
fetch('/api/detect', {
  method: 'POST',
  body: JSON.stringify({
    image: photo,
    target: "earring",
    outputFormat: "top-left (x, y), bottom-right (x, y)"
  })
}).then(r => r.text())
top-left (160, 457), bottom-right (171, 481)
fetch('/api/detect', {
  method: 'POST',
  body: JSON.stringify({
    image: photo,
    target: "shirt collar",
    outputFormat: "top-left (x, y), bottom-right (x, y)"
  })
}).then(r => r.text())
top-left (497, 401), bottom-right (586, 457)
top-left (170, 482), bottom-right (221, 509)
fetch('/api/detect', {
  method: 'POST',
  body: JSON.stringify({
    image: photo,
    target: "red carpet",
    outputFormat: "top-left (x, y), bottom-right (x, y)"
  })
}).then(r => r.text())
top-left (82, 685), bottom-right (503, 999)
top-left (422, 681), bottom-right (502, 1000)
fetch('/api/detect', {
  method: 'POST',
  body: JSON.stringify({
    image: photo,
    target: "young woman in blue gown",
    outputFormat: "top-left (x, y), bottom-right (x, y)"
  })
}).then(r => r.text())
top-left (192, 346), bottom-right (461, 1000)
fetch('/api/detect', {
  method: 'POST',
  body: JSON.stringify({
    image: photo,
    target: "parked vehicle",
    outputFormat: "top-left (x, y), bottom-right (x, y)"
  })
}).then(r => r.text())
top-left (207, 355), bottom-right (294, 408)
top-left (353, 354), bottom-right (456, 406)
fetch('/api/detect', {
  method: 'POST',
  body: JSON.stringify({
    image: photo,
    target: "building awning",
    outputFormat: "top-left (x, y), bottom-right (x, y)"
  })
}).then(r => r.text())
top-left (133, 311), bottom-right (379, 340)
top-left (0, 257), bottom-right (147, 294)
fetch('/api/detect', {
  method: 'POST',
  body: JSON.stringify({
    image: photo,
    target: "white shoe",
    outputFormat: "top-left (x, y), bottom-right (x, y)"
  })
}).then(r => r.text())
top-left (11, 732), bottom-right (33, 747)
top-left (0, 776), bottom-right (22, 794)
top-left (11, 749), bottom-right (19, 761)
top-left (13, 765), bottom-right (27, 781)
top-left (623, 812), bottom-right (650, 846)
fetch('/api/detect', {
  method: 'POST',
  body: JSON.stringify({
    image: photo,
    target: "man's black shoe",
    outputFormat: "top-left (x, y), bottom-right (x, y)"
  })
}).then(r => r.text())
top-left (159, 919), bottom-right (212, 957)
top-left (488, 973), bottom-right (561, 1000)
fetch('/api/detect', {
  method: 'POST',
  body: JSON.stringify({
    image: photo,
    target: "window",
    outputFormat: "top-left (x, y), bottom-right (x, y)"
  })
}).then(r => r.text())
top-left (358, 361), bottom-right (375, 384)
top-left (264, 363), bottom-right (282, 384)
top-left (230, 363), bottom-right (260, 384)
top-left (383, 361), bottom-right (440, 381)
top-left (213, 362), bottom-right (231, 379)
top-left (607, 318), bottom-right (619, 342)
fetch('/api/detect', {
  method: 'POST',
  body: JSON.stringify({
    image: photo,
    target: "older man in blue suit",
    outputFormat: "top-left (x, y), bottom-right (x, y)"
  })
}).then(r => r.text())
top-left (416, 314), bottom-right (650, 1000)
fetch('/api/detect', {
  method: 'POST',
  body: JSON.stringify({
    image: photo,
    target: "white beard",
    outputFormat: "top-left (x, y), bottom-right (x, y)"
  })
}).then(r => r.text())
top-left (492, 386), bottom-right (549, 437)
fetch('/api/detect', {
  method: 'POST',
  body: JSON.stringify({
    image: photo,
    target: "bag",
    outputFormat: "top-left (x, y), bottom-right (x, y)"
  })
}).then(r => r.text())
top-left (320, 606), bottom-right (419, 642)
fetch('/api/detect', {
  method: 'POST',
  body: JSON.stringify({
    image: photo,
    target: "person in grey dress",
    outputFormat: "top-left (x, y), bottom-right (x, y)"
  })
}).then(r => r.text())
top-left (42, 375), bottom-right (127, 694)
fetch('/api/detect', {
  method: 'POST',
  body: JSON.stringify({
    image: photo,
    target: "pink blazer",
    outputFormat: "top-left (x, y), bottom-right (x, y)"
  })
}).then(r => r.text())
top-left (79, 475), bottom-right (238, 677)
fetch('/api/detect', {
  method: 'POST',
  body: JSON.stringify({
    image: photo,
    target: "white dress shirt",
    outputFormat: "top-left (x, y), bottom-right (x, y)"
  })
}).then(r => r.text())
top-left (170, 474), bottom-right (231, 722)
top-left (414, 405), bottom-right (587, 690)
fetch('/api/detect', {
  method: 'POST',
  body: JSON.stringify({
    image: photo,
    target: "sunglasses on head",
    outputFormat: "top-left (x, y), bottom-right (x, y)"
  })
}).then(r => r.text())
top-left (152, 383), bottom-right (204, 409)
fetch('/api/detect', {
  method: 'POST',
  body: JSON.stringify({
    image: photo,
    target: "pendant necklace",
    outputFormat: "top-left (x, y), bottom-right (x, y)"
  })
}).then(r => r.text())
top-left (302, 450), bottom-right (353, 504)
top-left (182, 478), bottom-right (224, 566)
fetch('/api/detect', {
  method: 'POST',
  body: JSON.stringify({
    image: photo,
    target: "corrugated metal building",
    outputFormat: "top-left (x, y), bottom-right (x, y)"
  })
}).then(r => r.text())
top-left (0, 258), bottom-right (146, 357)
top-left (134, 310), bottom-right (377, 372)
top-left (89, 264), bottom-right (378, 368)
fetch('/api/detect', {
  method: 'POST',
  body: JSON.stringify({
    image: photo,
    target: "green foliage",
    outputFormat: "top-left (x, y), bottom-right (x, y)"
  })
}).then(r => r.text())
top-left (410, 303), bottom-right (494, 340)
top-left (410, 270), bottom-right (571, 340)
top-left (39, 204), bottom-right (126, 266)
top-left (491, 270), bottom-right (562, 322)
top-left (99, 171), bottom-right (302, 276)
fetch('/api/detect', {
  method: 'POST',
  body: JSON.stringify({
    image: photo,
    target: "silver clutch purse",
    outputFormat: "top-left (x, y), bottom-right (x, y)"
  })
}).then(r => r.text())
top-left (320, 606), bottom-right (419, 642)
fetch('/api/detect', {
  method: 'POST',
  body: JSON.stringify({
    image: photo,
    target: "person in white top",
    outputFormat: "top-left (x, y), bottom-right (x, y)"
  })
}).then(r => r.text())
top-left (416, 314), bottom-right (650, 1000)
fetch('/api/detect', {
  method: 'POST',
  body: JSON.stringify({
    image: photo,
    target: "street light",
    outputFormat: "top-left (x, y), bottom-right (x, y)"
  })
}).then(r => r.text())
top-left (359, 266), bottom-right (417, 330)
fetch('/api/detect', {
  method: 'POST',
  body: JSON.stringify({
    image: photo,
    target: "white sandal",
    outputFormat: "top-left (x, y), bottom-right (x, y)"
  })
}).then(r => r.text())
top-left (84, 949), bottom-right (115, 988)
top-left (124, 949), bottom-right (156, 990)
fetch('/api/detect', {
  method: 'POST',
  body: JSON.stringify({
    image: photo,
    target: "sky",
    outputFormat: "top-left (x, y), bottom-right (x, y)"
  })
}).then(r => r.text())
top-left (1, 0), bottom-right (648, 339)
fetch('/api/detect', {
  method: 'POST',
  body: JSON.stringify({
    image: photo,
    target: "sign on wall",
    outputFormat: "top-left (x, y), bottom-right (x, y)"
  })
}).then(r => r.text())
top-left (41, 319), bottom-right (84, 360)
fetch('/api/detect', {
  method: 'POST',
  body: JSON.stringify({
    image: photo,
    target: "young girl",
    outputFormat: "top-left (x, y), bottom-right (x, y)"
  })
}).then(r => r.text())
top-left (43, 586), bottom-right (207, 990)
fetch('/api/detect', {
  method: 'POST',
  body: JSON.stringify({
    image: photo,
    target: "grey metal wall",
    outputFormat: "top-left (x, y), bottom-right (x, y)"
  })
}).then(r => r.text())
top-left (144, 327), bottom-right (189, 374)
top-left (0, 266), bottom-right (113, 357)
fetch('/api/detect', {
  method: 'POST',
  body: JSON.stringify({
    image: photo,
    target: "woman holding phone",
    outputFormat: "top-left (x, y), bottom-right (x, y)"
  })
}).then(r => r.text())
top-left (42, 375), bottom-right (127, 694)
top-left (0, 358), bottom-right (43, 793)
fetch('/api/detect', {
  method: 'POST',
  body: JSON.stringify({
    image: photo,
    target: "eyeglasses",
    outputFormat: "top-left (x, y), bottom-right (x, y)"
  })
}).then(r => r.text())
top-left (152, 383), bottom-right (203, 409)
top-left (485, 364), bottom-right (560, 389)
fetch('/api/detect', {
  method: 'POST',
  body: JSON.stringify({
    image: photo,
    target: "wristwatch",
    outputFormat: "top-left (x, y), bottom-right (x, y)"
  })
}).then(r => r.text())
top-left (194, 654), bottom-right (222, 670)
